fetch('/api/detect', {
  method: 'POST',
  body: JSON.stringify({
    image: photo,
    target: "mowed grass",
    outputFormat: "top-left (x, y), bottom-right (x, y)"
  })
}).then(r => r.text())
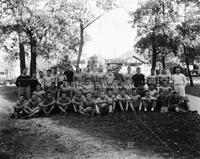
top-left (1, 86), bottom-right (200, 158)
top-left (0, 86), bottom-right (18, 102)
top-left (186, 84), bottom-right (200, 97)
top-left (51, 112), bottom-right (200, 159)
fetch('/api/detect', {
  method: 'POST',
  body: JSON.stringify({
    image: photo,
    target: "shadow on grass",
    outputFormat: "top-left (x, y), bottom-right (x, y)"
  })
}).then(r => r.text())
top-left (0, 117), bottom-right (70, 159)
top-left (0, 86), bottom-right (18, 102)
top-left (50, 112), bottom-right (200, 159)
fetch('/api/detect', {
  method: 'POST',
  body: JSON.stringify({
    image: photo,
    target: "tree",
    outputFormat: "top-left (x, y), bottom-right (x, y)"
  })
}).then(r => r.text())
top-left (0, 0), bottom-right (27, 73)
top-left (130, 0), bottom-right (178, 70)
top-left (0, 0), bottom-right (81, 76)
top-left (174, 0), bottom-right (200, 86)
top-left (48, 0), bottom-right (116, 70)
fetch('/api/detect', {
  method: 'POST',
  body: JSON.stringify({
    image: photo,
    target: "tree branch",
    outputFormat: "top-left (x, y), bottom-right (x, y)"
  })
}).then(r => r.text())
top-left (83, 13), bottom-right (104, 29)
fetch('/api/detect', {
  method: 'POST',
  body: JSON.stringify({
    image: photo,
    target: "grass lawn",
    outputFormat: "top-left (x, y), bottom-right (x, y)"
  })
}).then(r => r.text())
top-left (51, 112), bottom-right (200, 159)
top-left (0, 86), bottom-right (18, 102)
top-left (1, 86), bottom-right (200, 158)
top-left (186, 84), bottom-right (200, 97)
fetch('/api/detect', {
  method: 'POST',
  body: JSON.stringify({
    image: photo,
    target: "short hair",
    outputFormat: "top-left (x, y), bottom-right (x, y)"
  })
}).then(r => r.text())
top-left (162, 79), bottom-right (167, 82)
top-left (176, 65), bottom-right (181, 69)
top-left (19, 94), bottom-right (25, 97)
top-left (32, 93), bottom-right (37, 96)
top-left (61, 92), bottom-right (67, 96)
top-left (86, 92), bottom-right (92, 96)
top-left (46, 91), bottom-right (52, 95)
top-left (132, 87), bottom-right (136, 91)
top-left (172, 91), bottom-right (178, 95)
top-left (149, 83), bottom-right (155, 87)
top-left (121, 88), bottom-right (126, 92)
top-left (37, 83), bottom-right (42, 86)
top-left (145, 90), bottom-right (150, 93)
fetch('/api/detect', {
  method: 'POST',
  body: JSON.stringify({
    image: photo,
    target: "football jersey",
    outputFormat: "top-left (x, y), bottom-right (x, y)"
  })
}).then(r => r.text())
top-left (73, 95), bottom-right (85, 103)
top-left (58, 97), bottom-right (70, 103)
top-left (43, 97), bottom-right (54, 105)
top-left (44, 76), bottom-right (53, 87)
top-left (28, 99), bottom-right (39, 109)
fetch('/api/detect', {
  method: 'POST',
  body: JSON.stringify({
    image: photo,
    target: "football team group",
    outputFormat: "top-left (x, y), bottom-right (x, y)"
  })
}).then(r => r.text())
top-left (11, 64), bottom-right (189, 119)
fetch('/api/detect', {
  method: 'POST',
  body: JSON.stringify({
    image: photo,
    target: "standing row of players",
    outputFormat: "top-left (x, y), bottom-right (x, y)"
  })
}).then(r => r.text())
top-left (15, 66), bottom-right (173, 100)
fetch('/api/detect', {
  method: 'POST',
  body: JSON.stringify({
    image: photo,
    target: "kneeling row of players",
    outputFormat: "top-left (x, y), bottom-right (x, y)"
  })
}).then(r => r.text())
top-left (12, 89), bottom-right (189, 119)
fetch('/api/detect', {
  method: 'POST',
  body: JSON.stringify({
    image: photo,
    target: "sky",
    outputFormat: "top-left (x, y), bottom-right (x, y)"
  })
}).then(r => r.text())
top-left (83, 0), bottom-right (145, 59)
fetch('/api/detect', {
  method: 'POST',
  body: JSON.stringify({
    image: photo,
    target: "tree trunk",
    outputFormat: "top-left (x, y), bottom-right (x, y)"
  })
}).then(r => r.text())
top-left (26, 28), bottom-right (37, 77)
top-left (19, 43), bottom-right (26, 74)
top-left (151, 32), bottom-right (157, 70)
top-left (162, 55), bottom-right (166, 69)
top-left (152, 46), bottom-right (157, 70)
top-left (185, 57), bottom-right (194, 86)
top-left (184, 46), bottom-right (194, 87)
top-left (30, 37), bottom-right (37, 77)
top-left (76, 22), bottom-right (84, 70)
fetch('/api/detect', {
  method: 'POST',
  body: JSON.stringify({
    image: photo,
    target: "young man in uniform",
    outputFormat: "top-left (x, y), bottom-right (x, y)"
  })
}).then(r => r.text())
top-left (124, 66), bottom-right (133, 82)
top-left (44, 69), bottom-right (53, 91)
top-left (80, 92), bottom-right (96, 116)
top-left (16, 68), bottom-right (31, 99)
top-left (40, 92), bottom-right (56, 116)
top-left (72, 90), bottom-right (85, 113)
top-left (12, 95), bottom-right (28, 118)
top-left (24, 94), bottom-right (41, 118)
top-left (130, 88), bottom-right (141, 111)
top-left (95, 91), bottom-right (113, 115)
top-left (117, 88), bottom-right (134, 112)
top-left (57, 92), bottom-right (71, 115)
top-left (132, 67), bottom-right (145, 88)
top-left (147, 69), bottom-right (157, 86)
top-left (140, 90), bottom-right (157, 112)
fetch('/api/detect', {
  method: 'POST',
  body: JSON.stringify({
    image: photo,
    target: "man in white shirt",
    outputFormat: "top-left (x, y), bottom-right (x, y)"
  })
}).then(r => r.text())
top-left (172, 67), bottom-right (187, 97)
top-left (44, 69), bottom-right (53, 91)
top-left (38, 71), bottom-right (45, 89)
top-left (51, 67), bottom-right (58, 86)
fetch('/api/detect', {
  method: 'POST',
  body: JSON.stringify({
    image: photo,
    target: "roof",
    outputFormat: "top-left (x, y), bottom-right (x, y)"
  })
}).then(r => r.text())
top-left (118, 50), bottom-right (146, 64)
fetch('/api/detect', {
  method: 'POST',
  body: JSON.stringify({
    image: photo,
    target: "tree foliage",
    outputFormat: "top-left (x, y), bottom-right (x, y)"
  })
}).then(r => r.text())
top-left (130, 0), bottom-right (178, 70)
top-left (131, 0), bottom-right (200, 86)
top-left (0, 0), bottom-right (115, 75)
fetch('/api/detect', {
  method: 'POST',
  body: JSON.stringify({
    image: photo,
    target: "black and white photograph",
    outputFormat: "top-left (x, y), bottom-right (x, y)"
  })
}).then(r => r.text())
top-left (0, 0), bottom-right (200, 158)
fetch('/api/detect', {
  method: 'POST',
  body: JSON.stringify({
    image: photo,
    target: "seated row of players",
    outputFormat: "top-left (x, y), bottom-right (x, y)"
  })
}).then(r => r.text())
top-left (12, 79), bottom-right (189, 119)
